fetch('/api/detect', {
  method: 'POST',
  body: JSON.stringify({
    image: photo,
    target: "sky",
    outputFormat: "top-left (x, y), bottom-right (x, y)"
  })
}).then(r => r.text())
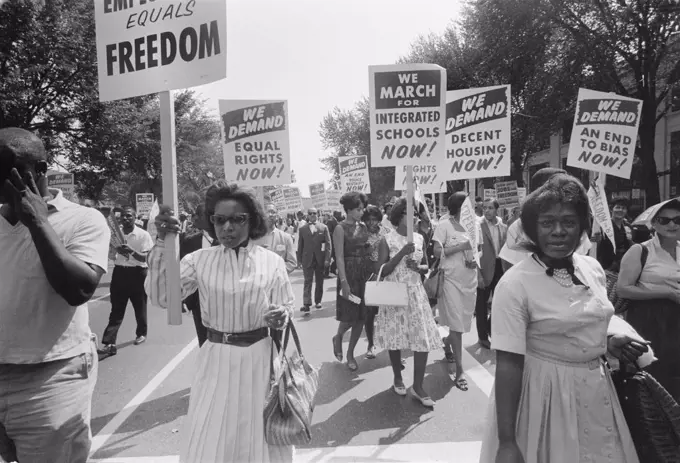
top-left (195, 0), bottom-right (462, 195)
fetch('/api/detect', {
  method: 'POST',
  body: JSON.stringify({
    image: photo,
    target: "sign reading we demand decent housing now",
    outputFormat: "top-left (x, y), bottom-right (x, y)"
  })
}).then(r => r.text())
top-left (369, 64), bottom-right (447, 168)
top-left (445, 85), bottom-right (511, 180)
top-left (219, 100), bottom-right (292, 187)
top-left (94, 0), bottom-right (227, 101)
top-left (339, 156), bottom-right (371, 193)
top-left (567, 89), bottom-right (642, 179)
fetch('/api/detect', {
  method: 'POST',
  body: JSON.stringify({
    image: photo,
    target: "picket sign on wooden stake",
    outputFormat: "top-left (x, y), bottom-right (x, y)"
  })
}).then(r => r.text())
top-left (159, 91), bottom-right (183, 326)
top-left (406, 165), bottom-right (415, 243)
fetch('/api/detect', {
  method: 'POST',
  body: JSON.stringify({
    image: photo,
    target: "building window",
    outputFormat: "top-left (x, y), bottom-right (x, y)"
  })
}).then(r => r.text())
top-left (671, 131), bottom-right (680, 197)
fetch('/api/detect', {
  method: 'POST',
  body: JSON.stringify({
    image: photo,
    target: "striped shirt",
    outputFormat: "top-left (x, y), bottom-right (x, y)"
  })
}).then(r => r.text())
top-left (145, 240), bottom-right (294, 332)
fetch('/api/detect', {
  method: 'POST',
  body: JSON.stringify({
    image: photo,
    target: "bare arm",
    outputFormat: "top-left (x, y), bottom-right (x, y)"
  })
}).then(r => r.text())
top-left (433, 239), bottom-right (471, 258)
top-left (377, 237), bottom-right (407, 277)
top-left (495, 351), bottom-right (525, 444)
top-left (617, 244), bottom-right (665, 300)
top-left (333, 225), bottom-right (347, 282)
top-left (324, 225), bottom-right (332, 263)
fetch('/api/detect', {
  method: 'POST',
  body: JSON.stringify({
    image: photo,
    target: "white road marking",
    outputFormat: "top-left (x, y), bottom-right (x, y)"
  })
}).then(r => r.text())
top-left (89, 339), bottom-right (198, 456)
top-left (89, 441), bottom-right (483, 463)
top-left (91, 293), bottom-right (111, 302)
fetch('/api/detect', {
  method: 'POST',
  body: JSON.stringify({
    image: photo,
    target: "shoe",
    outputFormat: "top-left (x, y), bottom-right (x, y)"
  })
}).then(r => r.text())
top-left (408, 387), bottom-right (435, 407)
top-left (347, 358), bottom-right (358, 371)
top-left (478, 339), bottom-right (491, 349)
top-left (134, 336), bottom-right (146, 345)
top-left (301, 306), bottom-right (311, 315)
top-left (366, 346), bottom-right (377, 359)
top-left (97, 344), bottom-right (117, 355)
top-left (392, 384), bottom-right (407, 396)
top-left (315, 303), bottom-right (322, 309)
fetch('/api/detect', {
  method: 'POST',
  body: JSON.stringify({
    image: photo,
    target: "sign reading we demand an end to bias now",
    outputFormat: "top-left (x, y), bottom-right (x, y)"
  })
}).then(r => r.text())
top-left (567, 89), bottom-right (642, 179)
top-left (94, 0), bottom-right (227, 101)
top-left (445, 85), bottom-right (511, 180)
top-left (339, 156), bottom-right (371, 193)
top-left (219, 100), bottom-right (291, 187)
top-left (369, 64), bottom-right (447, 167)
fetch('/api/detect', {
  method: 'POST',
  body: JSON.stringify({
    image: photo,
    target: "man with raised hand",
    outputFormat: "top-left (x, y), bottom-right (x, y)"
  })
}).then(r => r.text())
top-left (0, 128), bottom-right (110, 463)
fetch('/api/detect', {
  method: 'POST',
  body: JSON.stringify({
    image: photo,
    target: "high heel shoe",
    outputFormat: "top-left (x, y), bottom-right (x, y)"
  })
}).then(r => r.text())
top-left (408, 387), bottom-right (435, 408)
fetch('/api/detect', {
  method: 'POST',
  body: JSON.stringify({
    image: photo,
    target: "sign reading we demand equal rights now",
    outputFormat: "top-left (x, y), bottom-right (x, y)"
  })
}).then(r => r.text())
top-left (445, 85), bottom-right (511, 180)
top-left (219, 100), bottom-right (292, 187)
top-left (567, 89), bottom-right (642, 179)
top-left (339, 156), bottom-right (371, 193)
top-left (394, 164), bottom-right (446, 194)
top-left (369, 64), bottom-right (447, 167)
top-left (94, 0), bottom-right (227, 101)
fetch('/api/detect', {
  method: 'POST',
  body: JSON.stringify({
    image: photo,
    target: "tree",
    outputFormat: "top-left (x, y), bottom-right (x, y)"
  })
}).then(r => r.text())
top-left (319, 98), bottom-right (398, 206)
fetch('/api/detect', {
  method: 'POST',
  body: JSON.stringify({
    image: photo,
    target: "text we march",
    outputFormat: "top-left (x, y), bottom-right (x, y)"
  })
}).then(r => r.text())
top-left (219, 100), bottom-right (292, 187)
top-left (369, 64), bottom-right (447, 168)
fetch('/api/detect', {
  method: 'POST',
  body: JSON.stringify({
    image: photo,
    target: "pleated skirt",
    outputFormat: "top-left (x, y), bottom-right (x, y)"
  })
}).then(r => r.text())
top-left (180, 338), bottom-right (294, 463)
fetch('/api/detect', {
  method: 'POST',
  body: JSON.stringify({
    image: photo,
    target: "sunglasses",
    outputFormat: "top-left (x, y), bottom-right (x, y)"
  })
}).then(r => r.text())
top-left (210, 214), bottom-right (249, 226)
top-left (655, 216), bottom-right (680, 226)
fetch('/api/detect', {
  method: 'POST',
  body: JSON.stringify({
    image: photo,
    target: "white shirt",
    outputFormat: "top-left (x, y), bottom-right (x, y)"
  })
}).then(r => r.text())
top-left (252, 228), bottom-right (298, 273)
top-left (115, 226), bottom-right (154, 268)
top-left (0, 189), bottom-right (110, 363)
top-left (381, 215), bottom-right (395, 231)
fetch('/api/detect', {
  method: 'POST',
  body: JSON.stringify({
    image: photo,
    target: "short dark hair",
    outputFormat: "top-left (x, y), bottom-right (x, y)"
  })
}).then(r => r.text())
top-left (610, 198), bottom-right (629, 209)
top-left (204, 180), bottom-right (268, 241)
top-left (389, 197), bottom-right (409, 227)
top-left (447, 192), bottom-right (467, 216)
top-left (362, 205), bottom-right (383, 222)
top-left (530, 167), bottom-right (566, 193)
top-left (484, 198), bottom-right (500, 210)
top-left (475, 196), bottom-right (483, 202)
top-left (521, 174), bottom-right (589, 254)
top-left (340, 191), bottom-right (367, 212)
top-left (122, 205), bottom-right (136, 214)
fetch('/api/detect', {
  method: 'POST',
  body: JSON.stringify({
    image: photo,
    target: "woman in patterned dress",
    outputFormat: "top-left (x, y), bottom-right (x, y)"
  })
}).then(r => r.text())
top-left (146, 181), bottom-right (295, 463)
top-left (374, 198), bottom-right (441, 407)
top-left (363, 205), bottom-right (391, 359)
top-left (332, 191), bottom-right (370, 371)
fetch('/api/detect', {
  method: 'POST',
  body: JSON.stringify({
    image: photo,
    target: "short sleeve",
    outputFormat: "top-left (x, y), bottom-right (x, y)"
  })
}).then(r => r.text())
top-left (65, 209), bottom-right (111, 273)
top-left (142, 230), bottom-right (155, 252)
top-left (491, 274), bottom-right (529, 355)
top-left (432, 221), bottom-right (447, 245)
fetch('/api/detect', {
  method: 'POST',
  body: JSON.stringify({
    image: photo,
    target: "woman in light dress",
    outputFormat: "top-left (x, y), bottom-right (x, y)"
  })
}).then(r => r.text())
top-left (374, 198), bottom-right (441, 406)
top-left (433, 192), bottom-right (478, 391)
top-left (480, 174), bottom-right (647, 463)
top-left (147, 181), bottom-right (294, 463)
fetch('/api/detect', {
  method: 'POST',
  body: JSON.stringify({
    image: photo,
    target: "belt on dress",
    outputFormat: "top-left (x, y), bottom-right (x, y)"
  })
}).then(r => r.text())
top-left (526, 351), bottom-right (602, 370)
top-left (205, 327), bottom-right (271, 347)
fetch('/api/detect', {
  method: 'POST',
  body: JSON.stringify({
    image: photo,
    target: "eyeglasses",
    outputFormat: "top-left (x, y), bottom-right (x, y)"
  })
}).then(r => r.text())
top-left (210, 214), bottom-right (249, 226)
top-left (655, 216), bottom-right (680, 226)
top-left (308, 212), bottom-right (318, 215)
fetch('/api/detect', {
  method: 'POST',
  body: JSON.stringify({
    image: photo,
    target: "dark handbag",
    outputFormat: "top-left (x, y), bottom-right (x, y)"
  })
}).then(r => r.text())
top-left (263, 321), bottom-right (319, 445)
top-left (611, 364), bottom-right (680, 462)
top-left (606, 243), bottom-right (648, 315)
top-left (423, 239), bottom-right (444, 301)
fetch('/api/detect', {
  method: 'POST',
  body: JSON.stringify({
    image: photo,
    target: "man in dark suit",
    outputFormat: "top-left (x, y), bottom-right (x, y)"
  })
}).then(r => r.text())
top-left (179, 204), bottom-right (212, 347)
top-left (297, 207), bottom-right (332, 315)
top-left (476, 198), bottom-right (507, 349)
top-left (325, 211), bottom-right (339, 277)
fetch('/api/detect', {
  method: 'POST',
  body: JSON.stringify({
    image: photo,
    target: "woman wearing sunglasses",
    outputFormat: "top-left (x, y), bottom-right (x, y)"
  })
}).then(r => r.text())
top-left (617, 198), bottom-right (680, 401)
top-left (145, 180), bottom-right (295, 463)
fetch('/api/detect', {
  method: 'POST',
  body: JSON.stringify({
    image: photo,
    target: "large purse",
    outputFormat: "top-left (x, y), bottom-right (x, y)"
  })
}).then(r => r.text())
top-left (423, 240), bottom-right (444, 301)
top-left (610, 362), bottom-right (680, 462)
top-left (364, 264), bottom-right (409, 307)
top-left (263, 321), bottom-right (319, 445)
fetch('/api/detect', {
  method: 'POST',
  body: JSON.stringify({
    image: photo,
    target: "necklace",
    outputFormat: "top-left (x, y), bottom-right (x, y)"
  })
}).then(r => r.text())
top-left (551, 268), bottom-right (574, 288)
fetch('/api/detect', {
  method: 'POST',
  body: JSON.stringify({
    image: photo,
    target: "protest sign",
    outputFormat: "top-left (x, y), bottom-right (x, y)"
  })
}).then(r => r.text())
top-left (483, 188), bottom-right (496, 201)
top-left (444, 85), bottom-right (511, 180)
top-left (269, 188), bottom-right (286, 212)
top-left (517, 187), bottom-right (527, 204)
top-left (566, 89), bottom-right (642, 179)
top-left (369, 64), bottom-right (447, 167)
top-left (47, 171), bottom-right (76, 201)
top-left (94, 0), bottom-right (227, 102)
top-left (279, 186), bottom-right (303, 214)
top-left (325, 190), bottom-right (342, 211)
top-left (587, 176), bottom-right (616, 248)
top-left (394, 164), bottom-right (446, 194)
top-left (494, 180), bottom-right (519, 208)
top-left (339, 156), bottom-right (371, 193)
top-left (309, 182), bottom-right (327, 209)
top-left (106, 214), bottom-right (126, 251)
top-left (219, 100), bottom-right (291, 187)
top-left (460, 196), bottom-right (480, 266)
top-left (135, 193), bottom-right (155, 219)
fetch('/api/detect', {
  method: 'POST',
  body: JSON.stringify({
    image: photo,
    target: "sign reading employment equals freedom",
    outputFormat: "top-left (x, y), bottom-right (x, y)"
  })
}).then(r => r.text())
top-left (94, 0), bottom-right (227, 101)
top-left (369, 64), bottom-right (447, 167)
top-left (219, 100), bottom-right (292, 187)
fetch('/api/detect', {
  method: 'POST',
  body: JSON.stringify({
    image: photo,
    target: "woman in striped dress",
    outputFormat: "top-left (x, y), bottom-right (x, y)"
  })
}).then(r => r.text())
top-left (146, 181), bottom-right (295, 463)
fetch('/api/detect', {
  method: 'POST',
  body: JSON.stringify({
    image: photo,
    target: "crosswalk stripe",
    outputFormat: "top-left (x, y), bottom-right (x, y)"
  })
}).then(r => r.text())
top-left (90, 441), bottom-right (483, 463)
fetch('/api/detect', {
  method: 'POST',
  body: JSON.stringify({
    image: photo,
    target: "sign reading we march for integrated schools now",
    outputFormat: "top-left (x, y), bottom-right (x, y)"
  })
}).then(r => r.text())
top-left (567, 89), bottom-right (642, 179)
top-left (219, 100), bottom-right (291, 187)
top-left (271, 186), bottom-right (303, 214)
top-left (94, 0), bottom-right (227, 101)
top-left (394, 164), bottom-right (446, 194)
top-left (339, 156), bottom-right (371, 193)
top-left (369, 64), bottom-right (447, 167)
top-left (445, 85), bottom-right (511, 180)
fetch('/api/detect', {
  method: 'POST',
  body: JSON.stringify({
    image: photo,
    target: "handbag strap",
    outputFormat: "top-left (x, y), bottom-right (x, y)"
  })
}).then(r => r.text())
top-left (377, 264), bottom-right (387, 281)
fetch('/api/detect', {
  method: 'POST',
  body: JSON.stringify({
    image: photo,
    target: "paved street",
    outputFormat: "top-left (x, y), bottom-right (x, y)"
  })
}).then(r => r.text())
top-left (88, 265), bottom-right (496, 463)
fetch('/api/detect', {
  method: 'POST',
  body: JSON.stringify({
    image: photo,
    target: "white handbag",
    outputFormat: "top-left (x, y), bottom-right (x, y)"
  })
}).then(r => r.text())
top-left (364, 264), bottom-right (409, 307)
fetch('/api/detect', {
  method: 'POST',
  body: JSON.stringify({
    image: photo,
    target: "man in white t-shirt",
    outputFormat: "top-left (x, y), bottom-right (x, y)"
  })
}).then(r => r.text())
top-left (0, 128), bottom-right (110, 463)
top-left (99, 205), bottom-right (154, 355)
